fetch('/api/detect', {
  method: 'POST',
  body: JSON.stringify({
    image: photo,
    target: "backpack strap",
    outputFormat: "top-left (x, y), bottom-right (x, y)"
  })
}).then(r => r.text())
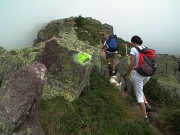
top-left (135, 46), bottom-right (147, 53)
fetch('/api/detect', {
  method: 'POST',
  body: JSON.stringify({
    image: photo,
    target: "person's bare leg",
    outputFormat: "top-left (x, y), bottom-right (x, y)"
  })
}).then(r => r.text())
top-left (112, 59), bottom-right (116, 72)
top-left (143, 93), bottom-right (147, 103)
top-left (143, 93), bottom-right (152, 111)
top-left (139, 102), bottom-right (147, 117)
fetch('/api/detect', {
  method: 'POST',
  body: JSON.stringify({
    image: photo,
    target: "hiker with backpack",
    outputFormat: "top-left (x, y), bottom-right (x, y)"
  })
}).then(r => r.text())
top-left (102, 34), bottom-right (119, 76)
top-left (125, 35), bottom-right (157, 124)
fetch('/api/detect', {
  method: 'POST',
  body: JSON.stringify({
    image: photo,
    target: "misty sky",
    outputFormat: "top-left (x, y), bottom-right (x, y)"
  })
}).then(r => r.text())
top-left (1, 0), bottom-right (180, 55)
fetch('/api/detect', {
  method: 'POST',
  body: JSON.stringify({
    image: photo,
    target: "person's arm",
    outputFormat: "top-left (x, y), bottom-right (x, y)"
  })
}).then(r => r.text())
top-left (125, 54), bottom-right (135, 80)
top-left (102, 40), bottom-right (107, 50)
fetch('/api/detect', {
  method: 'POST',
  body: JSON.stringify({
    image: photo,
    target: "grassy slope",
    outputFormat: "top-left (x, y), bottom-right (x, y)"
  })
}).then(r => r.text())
top-left (38, 69), bottom-right (156, 135)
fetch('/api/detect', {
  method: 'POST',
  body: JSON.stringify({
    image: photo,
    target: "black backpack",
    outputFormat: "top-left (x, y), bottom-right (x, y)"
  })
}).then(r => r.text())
top-left (106, 35), bottom-right (119, 52)
top-left (135, 46), bottom-right (158, 76)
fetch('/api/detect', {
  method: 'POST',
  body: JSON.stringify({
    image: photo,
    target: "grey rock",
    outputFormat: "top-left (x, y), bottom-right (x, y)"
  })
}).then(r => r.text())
top-left (0, 62), bottom-right (46, 135)
top-left (42, 34), bottom-right (102, 101)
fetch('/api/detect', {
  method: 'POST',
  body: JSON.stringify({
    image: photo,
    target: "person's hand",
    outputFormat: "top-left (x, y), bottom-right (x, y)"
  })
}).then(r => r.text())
top-left (125, 75), bottom-right (129, 81)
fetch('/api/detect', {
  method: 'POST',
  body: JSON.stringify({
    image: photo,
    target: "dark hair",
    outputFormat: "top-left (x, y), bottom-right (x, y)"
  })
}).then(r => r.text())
top-left (131, 35), bottom-right (143, 45)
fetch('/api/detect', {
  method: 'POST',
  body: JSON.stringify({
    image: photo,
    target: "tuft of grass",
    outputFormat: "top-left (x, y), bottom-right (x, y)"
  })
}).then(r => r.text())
top-left (38, 69), bottom-right (156, 135)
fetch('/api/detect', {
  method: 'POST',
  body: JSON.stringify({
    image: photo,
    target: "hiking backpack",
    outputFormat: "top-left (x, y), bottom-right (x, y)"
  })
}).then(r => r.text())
top-left (135, 46), bottom-right (158, 76)
top-left (106, 35), bottom-right (119, 52)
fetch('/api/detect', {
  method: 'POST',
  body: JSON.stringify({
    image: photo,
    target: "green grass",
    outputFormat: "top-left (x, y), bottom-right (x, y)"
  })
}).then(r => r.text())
top-left (38, 69), bottom-right (156, 135)
top-left (165, 109), bottom-right (180, 134)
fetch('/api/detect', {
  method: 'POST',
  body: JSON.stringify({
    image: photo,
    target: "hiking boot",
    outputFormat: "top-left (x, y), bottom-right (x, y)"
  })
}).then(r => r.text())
top-left (143, 117), bottom-right (150, 124)
top-left (145, 103), bottom-right (152, 112)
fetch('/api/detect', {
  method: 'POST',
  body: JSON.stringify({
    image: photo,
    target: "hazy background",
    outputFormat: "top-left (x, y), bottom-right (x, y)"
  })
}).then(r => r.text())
top-left (1, 0), bottom-right (180, 55)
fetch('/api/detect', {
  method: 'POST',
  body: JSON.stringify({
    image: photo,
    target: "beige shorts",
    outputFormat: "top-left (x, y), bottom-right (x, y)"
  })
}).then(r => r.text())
top-left (106, 53), bottom-right (117, 59)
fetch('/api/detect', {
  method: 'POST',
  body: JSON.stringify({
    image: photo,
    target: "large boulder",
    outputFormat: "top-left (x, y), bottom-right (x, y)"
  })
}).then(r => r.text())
top-left (42, 27), bottom-right (102, 101)
top-left (148, 54), bottom-right (180, 101)
top-left (116, 56), bottom-right (133, 94)
top-left (0, 62), bottom-right (46, 135)
top-left (116, 54), bottom-right (180, 101)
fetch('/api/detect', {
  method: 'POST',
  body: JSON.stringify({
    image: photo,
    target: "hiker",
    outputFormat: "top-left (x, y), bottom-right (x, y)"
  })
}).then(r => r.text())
top-left (125, 35), bottom-right (152, 124)
top-left (102, 34), bottom-right (119, 76)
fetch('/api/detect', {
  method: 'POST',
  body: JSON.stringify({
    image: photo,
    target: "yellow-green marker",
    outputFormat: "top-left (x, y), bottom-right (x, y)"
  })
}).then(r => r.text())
top-left (75, 52), bottom-right (92, 65)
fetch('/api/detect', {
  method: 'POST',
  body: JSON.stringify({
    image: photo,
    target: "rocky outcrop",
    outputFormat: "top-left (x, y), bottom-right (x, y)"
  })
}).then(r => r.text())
top-left (150, 54), bottom-right (180, 101)
top-left (33, 16), bottom-right (114, 46)
top-left (42, 27), bottom-right (102, 101)
top-left (116, 54), bottom-right (180, 101)
top-left (0, 46), bottom-right (44, 86)
top-left (1, 24), bottom-right (103, 102)
top-left (102, 23), bottom-right (114, 36)
top-left (0, 62), bottom-right (46, 135)
top-left (155, 54), bottom-right (180, 81)
top-left (33, 17), bottom-right (75, 45)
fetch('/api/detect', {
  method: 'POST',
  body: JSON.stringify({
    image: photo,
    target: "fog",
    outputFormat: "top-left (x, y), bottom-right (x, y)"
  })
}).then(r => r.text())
top-left (1, 0), bottom-right (180, 55)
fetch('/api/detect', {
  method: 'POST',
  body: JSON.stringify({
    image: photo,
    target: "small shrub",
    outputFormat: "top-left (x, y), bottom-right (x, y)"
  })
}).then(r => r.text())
top-left (74, 15), bottom-right (85, 28)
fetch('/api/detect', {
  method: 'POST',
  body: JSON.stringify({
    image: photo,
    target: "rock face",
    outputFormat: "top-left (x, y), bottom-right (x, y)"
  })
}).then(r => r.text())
top-left (150, 54), bottom-right (180, 100)
top-left (0, 62), bottom-right (46, 135)
top-left (116, 54), bottom-right (180, 101)
top-left (42, 27), bottom-right (102, 101)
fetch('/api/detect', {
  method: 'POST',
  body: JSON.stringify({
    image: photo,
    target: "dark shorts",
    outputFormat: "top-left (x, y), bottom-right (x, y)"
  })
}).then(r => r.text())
top-left (106, 53), bottom-right (117, 59)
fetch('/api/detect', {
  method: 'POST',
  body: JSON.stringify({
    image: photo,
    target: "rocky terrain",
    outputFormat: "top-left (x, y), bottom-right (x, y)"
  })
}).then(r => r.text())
top-left (0, 16), bottom-right (180, 134)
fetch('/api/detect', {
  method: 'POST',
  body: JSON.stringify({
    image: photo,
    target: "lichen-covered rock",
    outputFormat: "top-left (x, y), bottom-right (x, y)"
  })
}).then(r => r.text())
top-left (42, 32), bottom-right (101, 101)
top-left (0, 62), bottom-right (46, 135)
top-left (150, 54), bottom-right (180, 101)
top-left (0, 47), bottom-right (21, 85)
top-left (102, 23), bottom-right (114, 36)
top-left (33, 16), bottom-right (114, 47)
top-left (116, 56), bottom-right (133, 95)
top-left (155, 54), bottom-right (180, 78)
top-left (33, 18), bottom-right (75, 45)
top-left (0, 47), bottom-right (8, 84)
top-left (0, 46), bottom-right (44, 86)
